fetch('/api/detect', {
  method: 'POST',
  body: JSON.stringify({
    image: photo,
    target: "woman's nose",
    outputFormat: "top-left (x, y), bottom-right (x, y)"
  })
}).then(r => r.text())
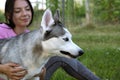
top-left (22, 9), bottom-right (27, 16)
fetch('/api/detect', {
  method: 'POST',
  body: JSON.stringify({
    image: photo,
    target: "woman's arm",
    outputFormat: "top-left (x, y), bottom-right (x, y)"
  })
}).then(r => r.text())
top-left (0, 24), bottom-right (28, 79)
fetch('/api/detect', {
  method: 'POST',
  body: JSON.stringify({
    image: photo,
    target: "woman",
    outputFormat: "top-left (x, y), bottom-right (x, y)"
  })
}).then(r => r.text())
top-left (0, 0), bottom-right (100, 80)
top-left (0, 0), bottom-right (32, 80)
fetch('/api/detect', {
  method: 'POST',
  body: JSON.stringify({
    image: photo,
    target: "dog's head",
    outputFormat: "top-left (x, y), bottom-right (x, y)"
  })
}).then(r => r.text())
top-left (41, 9), bottom-right (84, 58)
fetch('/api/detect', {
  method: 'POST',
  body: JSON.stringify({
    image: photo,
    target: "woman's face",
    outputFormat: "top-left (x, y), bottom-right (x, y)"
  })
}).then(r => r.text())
top-left (13, 0), bottom-right (32, 27)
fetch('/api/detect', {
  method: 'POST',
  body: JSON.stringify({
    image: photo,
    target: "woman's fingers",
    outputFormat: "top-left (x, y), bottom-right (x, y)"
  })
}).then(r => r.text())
top-left (10, 67), bottom-right (27, 80)
top-left (7, 62), bottom-right (20, 67)
top-left (4, 63), bottom-right (27, 79)
top-left (12, 66), bottom-right (26, 72)
top-left (10, 75), bottom-right (24, 80)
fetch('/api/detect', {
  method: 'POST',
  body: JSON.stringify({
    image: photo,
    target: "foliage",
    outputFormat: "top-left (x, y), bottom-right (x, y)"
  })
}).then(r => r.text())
top-left (46, 0), bottom-right (59, 12)
top-left (46, 0), bottom-right (85, 25)
top-left (45, 0), bottom-right (120, 24)
top-left (93, 0), bottom-right (120, 23)
top-left (29, 9), bottom-right (44, 29)
top-left (74, 2), bottom-right (85, 17)
top-left (0, 11), bottom-right (5, 22)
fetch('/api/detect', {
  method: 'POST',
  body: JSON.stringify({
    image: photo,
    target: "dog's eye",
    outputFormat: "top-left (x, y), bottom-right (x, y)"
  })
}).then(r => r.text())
top-left (63, 38), bottom-right (69, 41)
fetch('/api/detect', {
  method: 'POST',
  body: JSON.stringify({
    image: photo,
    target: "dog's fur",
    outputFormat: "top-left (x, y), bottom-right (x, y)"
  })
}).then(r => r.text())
top-left (0, 9), bottom-right (84, 80)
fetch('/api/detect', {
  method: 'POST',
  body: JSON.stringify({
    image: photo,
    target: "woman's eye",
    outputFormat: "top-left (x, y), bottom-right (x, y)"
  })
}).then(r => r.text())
top-left (14, 9), bottom-right (20, 13)
top-left (25, 6), bottom-right (31, 11)
top-left (26, 8), bottom-right (30, 11)
top-left (14, 8), bottom-right (21, 13)
top-left (63, 38), bottom-right (69, 41)
top-left (14, 11), bottom-right (20, 13)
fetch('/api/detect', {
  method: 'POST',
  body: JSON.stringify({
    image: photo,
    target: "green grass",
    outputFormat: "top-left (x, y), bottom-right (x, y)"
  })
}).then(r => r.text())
top-left (50, 24), bottom-right (120, 80)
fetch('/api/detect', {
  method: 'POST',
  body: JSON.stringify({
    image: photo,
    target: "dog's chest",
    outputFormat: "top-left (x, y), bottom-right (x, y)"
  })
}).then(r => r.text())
top-left (23, 57), bottom-right (49, 79)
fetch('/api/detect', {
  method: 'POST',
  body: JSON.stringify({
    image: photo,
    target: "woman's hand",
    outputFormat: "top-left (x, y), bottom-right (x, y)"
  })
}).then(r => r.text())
top-left (1, 62), bottom-right (27, 80)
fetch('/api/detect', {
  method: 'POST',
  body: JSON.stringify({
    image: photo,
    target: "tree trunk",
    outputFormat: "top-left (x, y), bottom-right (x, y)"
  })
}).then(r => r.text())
top-left (85, 0), bottom-right (91, 25)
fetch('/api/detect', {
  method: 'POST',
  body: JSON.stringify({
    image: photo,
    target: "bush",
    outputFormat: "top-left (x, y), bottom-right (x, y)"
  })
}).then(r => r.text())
top-left (0, 11), bottom-right (5, 22)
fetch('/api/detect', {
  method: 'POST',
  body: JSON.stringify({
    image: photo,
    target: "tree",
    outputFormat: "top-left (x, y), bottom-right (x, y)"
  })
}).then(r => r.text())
top-left (65, 0), bottom-right (74, 23)
top-left (46, 0), bottom-right (59, 12)
top-left (85, 0), bottom-right (92, 25)
top-left (93, 0), bottom-right (120, 23)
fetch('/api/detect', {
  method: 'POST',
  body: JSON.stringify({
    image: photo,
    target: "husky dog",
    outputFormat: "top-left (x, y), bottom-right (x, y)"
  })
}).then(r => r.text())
top-left (0, 9), bottom-right (84, 80)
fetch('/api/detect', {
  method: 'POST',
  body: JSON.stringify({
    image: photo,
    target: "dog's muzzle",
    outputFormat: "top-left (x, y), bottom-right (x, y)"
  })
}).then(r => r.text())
top-left (60, 50), bottom-right (84, 58)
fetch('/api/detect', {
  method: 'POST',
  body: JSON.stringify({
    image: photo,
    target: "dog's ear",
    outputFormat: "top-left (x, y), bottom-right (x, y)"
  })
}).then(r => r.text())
top-left (41, 9), bottom-right (54, 30)
top-left (54, 9), bottom-right (60, 23)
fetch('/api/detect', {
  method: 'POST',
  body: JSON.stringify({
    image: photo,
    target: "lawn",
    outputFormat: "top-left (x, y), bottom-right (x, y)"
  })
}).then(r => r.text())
top-left (51, 24), bottom-right (120, 80)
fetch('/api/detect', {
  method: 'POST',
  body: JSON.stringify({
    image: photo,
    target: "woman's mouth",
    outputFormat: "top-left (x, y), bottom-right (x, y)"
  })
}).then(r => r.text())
top-left (22, 19), bottom-right (29, 22)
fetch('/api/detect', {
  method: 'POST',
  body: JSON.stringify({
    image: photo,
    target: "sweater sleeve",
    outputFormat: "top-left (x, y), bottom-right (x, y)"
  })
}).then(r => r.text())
top-left (0, 23), bottom-right (29, 39)
top-left (0, 28), bottom-right (6, 39)
top-left (0, 24), bottom-right (10, 39)
top-left (0, 32), bottom-right (5, 39)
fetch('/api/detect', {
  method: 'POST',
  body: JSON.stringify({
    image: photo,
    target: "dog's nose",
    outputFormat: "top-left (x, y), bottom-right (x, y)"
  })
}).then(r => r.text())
top-left (78, 50), bottom-right (84, 56)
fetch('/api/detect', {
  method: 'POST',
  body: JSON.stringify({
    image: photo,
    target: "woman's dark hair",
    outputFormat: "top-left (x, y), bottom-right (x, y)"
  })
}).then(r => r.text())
top-left (4, 0), bottom-right (34, 29)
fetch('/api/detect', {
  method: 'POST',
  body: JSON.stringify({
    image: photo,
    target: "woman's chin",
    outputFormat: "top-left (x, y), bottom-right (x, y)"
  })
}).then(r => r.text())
top-left (21, 23), bottom-right (30, 27)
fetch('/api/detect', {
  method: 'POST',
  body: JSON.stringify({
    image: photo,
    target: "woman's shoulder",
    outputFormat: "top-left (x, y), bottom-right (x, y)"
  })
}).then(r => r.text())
top-left (0, 23), bottom-right (12, 33)
top-left (0, 23), bottom-right (11, 30)
top-left (0, 23), bottom-right (13, 39)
